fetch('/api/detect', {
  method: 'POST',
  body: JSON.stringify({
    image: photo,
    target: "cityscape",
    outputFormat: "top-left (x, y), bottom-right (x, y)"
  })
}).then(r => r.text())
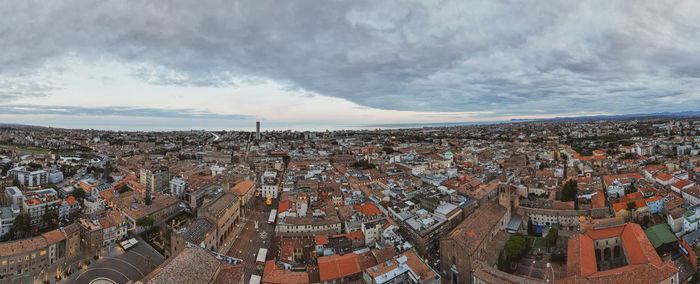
top-left (2, 1), bottom-right (700, 284)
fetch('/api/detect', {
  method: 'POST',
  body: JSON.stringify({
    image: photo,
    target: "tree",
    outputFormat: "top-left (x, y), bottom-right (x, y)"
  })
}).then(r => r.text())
top-left (42, 209), bottom-right (59, 230)
top-left (497, 250), bottom-right (507, 271)
top-left (9, 213), bottom-right (32, 239)
top-left (561, 180), bottom-right (578, 202)
top-left (145, 192), bottom-right (152, 205)
top-left (136, 216), bottom-right (155, 227)
top-left (503, 235), bottom-right (528, 261)
top-left (627, 201), bottom-right (636, 211)
top-left (545, 228), bottom-right (558, 246)
top-left (119, 184), bottom-right (130, 193)
top-left (72, 187), bottom-right (86, 199)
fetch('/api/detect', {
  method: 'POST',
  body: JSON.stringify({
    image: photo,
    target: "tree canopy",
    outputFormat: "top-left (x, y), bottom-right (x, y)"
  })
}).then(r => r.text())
top-left (9, 213), bottom-right (32, 239)
top-left (136, 216), bottom-right (155, 227)
top-left (72, 187), bottom-right (86, 199)
top-left (545, 228), bottom-right (558, 246)
top-left (561, 179), bottom-right (578, 202)
top-left (119, 184), bottom-right (130, 193)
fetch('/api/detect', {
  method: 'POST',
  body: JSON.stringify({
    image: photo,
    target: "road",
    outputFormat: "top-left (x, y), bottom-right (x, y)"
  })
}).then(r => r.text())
top-left (226, 199), bottom-right (277, 283)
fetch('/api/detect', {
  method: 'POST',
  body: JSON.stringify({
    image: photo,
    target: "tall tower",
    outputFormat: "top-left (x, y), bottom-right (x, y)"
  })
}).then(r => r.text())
top-left (255, 121), bottom-right (261, 140)
top-left (498, 171), bottom-right (511, 226)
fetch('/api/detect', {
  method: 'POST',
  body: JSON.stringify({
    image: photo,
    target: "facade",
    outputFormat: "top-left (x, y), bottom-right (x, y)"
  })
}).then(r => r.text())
top-left (22, 188), bottom-right (59, 228)
top-left (0, 229), bottom-right (67, 277)
top-left (0, 205), bottom-right (20, 237)
top-left (99, 212), bottom-right (128, 245)
top-left (140, 166), bottom-right (170, 193)
top-left (8, 167), bottom-right (47, 187)
top-left (46, 169), bottom-right (64, 184)
top-left (645, 196), bottom-right (664, 214)
top-left (276, 215), bottom-right (342, 236)
top-left (169, 177), bottom-right (188, 199)
top-left (197, 192), bottom-right (241, 249)
top-left (683, 205), bottom-right (700, 234)
top-left (681, 186), bottom-right (700, 206)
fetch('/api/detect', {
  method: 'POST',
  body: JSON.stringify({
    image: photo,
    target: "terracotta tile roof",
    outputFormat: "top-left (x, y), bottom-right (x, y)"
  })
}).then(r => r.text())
top-left (315, 235), bottom-right (329, 245)
top-left (262, 260), bottom-right (310, 284)
top-left (42, 229), bottom-right (66, 245)
top-left (231, 180), bottom-right (255, 196)
top-left (672, 179), bottom-right (693, 189)
top-left (566, 223), bottom-right (675, 283)
top-left (654, 173), bottom-right (673, 182)
top-left (447, 201), bottom-right (507, 253)
top-left (318, 254), bottom-right (361, 281)
top-left (0, 236), bottom-right (48, 257)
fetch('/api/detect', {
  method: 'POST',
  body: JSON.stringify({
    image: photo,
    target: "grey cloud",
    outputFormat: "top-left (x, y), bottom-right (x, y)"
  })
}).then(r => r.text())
top-left (0, 105), bottom-right (253, 120)
top-left (1, 0), bottom-right (700, 117)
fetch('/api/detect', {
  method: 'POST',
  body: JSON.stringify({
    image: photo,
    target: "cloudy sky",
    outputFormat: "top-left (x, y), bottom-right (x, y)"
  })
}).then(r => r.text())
top-left (1, 1), bottom-right (699, 131)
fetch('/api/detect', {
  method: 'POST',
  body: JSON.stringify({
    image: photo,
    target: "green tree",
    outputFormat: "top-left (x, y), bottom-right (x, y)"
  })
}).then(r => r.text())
top-left (136, 216), bottom-right (155, 227)
top-left (497, 250), bottom-right (507, 271)
top-left (9, 213), bottom-right (32, 239)
top-left (72, 187), bottom-right (86, 199)
top-left (503, 235), bottom-right (528, 261)
top-left (561, 180), bottom-right (578, 202)
top-left (119, 184), bottom-right (130, 193)
top-left (42, 209), bottom-right (59, 229)
top-left (627, 201), bottom-right (636, 211)
top-left (145, 192), bottom-right (152, 205)
top-left (545, 228), bottom-right (558, 246)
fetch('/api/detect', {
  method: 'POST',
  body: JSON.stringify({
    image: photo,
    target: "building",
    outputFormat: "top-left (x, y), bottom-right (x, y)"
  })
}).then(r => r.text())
top-left (140, 166), bottom-right (170, 193)
top-left (439, 174), bottom-right (511, 283)
top-left (566, 222), bottom-right (678, 283)
top-left (262, 259), bottom-right (310, 283)
top-left (0, 229), bottom-right (69, 277)
top-left (683, 205), bottom-right (700, 234)
top-left (645, 196), bottom-right (664, 214)
top-left (0, 204), bottom-right (20, 237)
top-left (276, 215), bottom-right (342, 236)
top-left (99, 212), bottom-right (128, 245)
top-left (169, 177), bottom-right (188, 199)
top-left (137, 247), bottom-right (243, 284)
top-left (260, 172), bottom-right (280, 200)
top-left (256, 121), bottom-right (261, 140)
top-left (8, 167), bottom-right (47, 187)
top-left (198, 192), bottom-right (241, 249)
top-left (231, 180), bottom-right (256, 215)
top-left (363, 250), bottom-right (440, 284)
top-left (22, 188), bottom-right (59, 228)
top-left (318, 253), bottom-right (363, 283)
top-left (46, 169), bottom-right (64, 184)
top-left (78, 218), bottom-right (103, 251)
top-left (681, 186), bottom-right (700, 206)
top-left (170, 217), bottom-right (217, 254)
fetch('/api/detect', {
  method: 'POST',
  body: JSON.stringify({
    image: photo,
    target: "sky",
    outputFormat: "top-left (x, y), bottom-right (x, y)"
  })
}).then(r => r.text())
top-left (1, 1), bottom-right (700, 131)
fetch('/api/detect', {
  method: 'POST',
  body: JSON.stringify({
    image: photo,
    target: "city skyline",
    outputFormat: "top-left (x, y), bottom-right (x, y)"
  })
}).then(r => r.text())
top-left (2, 1), bottom-right (700, 131)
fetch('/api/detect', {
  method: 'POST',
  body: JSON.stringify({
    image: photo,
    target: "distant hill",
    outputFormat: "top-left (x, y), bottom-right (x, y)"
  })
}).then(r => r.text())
top-left (510, 111), bottom-right (700, 122)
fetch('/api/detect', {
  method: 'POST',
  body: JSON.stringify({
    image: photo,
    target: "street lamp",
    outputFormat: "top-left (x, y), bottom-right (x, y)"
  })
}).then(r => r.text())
top-left (547, 262), bottom-right (554, 282)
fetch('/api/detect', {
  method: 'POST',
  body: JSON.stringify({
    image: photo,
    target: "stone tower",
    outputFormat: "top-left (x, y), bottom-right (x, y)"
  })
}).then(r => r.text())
top-left (498, 171), bottom-right (511, 225)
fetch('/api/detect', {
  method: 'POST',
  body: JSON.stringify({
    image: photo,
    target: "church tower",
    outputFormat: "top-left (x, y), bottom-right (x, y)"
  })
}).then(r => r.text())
top-left (498, 171), bottom-right (511, 225)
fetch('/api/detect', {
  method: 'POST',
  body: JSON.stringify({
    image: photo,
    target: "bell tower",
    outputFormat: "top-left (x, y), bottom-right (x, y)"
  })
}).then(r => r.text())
top-left (498, 171), bottom-right (511, 224)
